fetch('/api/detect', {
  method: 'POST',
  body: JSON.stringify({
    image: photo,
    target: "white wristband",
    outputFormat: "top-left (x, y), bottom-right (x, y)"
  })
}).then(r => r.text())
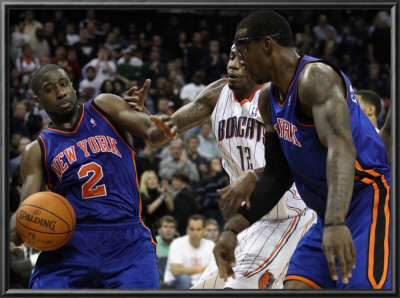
top-left (249, 170), bottom-right (259, 181)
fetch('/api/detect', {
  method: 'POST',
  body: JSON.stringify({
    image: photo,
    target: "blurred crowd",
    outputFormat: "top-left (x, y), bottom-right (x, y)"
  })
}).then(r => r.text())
top-left (8, 8), bottom-right (391, 288)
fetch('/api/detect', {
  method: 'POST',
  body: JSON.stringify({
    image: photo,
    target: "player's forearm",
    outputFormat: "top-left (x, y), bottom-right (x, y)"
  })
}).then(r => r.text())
top-left (9, 212), bottom-right (22, 245)
top-left (324, 144), bottom-right (356, 223)
top-left (223, 213), bottom-right (250, 235)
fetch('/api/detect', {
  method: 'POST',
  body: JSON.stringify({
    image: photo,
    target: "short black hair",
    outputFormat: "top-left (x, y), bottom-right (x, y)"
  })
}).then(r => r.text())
top-left (188, 214), bottom-right (206, 227)
top-left (31, 64), bottom-right (65, 95)
top-left (236, 10), bottom-right (294, 47)
top-left (355, 89), bottom-right (382, 117)
top-left (172, 171), bottom-right (190, 184)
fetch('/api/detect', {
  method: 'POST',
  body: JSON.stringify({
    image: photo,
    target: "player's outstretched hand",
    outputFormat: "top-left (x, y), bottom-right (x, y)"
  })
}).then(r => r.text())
top-left (213, 231), bottom-right (237, 281)
top-left (217, 170), bottom-right (258, 219)
top-left (123, 79), bottom-right (151, 111)
top-left (322, 224), bottom-right (356, 284)
top-left (149, 115), bottom-right (178, 140)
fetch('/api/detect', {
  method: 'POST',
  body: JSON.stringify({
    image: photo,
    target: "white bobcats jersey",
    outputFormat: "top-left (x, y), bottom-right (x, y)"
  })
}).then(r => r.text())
top-left (211, 84), bottom-right (306, 220)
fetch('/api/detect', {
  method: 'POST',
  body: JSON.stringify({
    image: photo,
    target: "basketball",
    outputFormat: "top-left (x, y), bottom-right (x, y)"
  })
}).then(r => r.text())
top-left (16, 191), bottom-right (76, 251)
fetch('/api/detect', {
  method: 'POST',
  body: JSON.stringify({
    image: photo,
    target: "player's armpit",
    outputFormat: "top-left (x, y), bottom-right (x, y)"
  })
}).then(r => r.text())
top-left (237, 132), bottom-right (293, 224)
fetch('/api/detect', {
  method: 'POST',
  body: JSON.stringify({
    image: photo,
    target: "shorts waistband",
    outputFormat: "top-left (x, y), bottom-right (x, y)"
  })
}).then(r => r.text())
top-left (76, 217), bottom-right (145, 230)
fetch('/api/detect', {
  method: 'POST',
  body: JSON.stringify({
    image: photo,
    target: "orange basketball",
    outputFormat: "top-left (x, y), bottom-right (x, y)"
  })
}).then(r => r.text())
top-left (16, 191), bottom-right (76, 251)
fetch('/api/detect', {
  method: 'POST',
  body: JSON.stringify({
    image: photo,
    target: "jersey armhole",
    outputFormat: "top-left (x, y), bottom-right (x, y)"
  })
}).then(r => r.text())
top-left (36, 136), bottom-right (49, 188)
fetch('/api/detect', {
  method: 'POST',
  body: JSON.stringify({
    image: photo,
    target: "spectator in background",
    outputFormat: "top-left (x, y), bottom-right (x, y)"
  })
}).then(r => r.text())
top-left (28, 27), bottom-right (50, 60)
top-left (104, 32), bottom-right (122, 59)
top-left (78, 66), bottom-right (102, 101)
top-left (157, 97), bottom-right (173, 116)
top-left (140, 48), bottom-right (169, 84)
top-left (151, 34), bottom-right (172, 64)
top-left (204, 218), bottom-right (220, 242)
top-left (15, 44), bottom-right (40, 85)
top-left (65, 23), bottom-right (80, 47)
top-left (22, 10), bottom-right (43, 40)
top-left (79, 9), bottom-right (104, 37)
top-left (179, 70), bottom-right (205, 106)
top-left (161, 16), bottom-right (182, 58)
top-left (10, 101), bottom-right (30, 138)
top-left (115, 47), bottom-right (141, 89)
top-left (139, 170), bottom-right (173, 234)
top-left (9, 136), bottom-right (31, 177)
top-left (156, 215), bottom-right (178, 285)
top-left (156, 215), bottom-right (177, 258)
top-left (185, 135), bottom-right (208, 181)
top-left (321, 43), bottom-right (340, 68)
top-left (49, 10), bottom-right (69, 36)
top-left (139, 21), bottom-right (156, 54)
top-left (312, 13), bottom-right (338, 43)
top-left (368, 11), bottom-right (391, 70)
top-left (50, 45), bottom-right (67, 66)
top-left (100, 79), bottom-right (117, 95)
top-left (9, 133), bottom-right (23, 160)
top-left (158, 140), bottom-right (199, 184)
top-left (116, 45), bottom-right (143, 67)
top-left (201, 40), bottom-right (227, 85)
top-left (196, 157), bottom-right (228, 229)
top-left (197, 121), bottom-right (221, 161)
top-left (73, 27), bottom-right (97, 67)
top-left (164, 214), bottom-right (214, 289)
top-left (186, 31), bottom-right (208, 78)
top-left (12, 20), bottom-right (30, 53)
top-left (355, 89), bottom-right (382, 130)
top-left (135, 142), bottom-right (162, 180)
top-left (42, 22), bottom-right (57, 56)
top-left (361, 62), bottom-right (390, 99)
top-left (169, 172), bottom-right (201, 236)
top-left (84, 46), bottom-right (116, 84)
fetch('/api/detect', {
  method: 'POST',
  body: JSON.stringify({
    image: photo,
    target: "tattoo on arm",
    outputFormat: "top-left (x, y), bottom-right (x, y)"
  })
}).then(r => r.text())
top-left (172, 80), bottom-right (225, 132)
top-left (224, 213), bottom-right (250, 234)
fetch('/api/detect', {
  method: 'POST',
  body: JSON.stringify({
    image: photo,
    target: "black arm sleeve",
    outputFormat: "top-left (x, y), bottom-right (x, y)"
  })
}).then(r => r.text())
top-left (237, 132), bottom-right (294, 225)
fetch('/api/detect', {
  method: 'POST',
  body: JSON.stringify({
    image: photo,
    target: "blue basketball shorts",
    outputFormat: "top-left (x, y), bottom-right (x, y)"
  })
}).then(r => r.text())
top-left (285, 174), bottom-right (391, 289)
top-left (29, 218), bottom-right (160, 289)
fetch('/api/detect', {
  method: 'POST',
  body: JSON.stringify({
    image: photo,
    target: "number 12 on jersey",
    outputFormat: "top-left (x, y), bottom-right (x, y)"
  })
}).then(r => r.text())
top-left (237, 146), bottom-right (253, 171)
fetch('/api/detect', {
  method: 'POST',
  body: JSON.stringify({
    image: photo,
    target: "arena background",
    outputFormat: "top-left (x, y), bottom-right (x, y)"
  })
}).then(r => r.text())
top-left (1, 2), bottom-right (399, 298)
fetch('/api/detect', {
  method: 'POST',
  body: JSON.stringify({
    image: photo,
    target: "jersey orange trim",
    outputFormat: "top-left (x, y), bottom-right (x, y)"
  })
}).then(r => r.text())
top-left (243, 215), bottom-right (299, 277)
top-left (366, 176), bottom-right (390, 289)
top-left (48, 103), bottom-right (85, 134)
top-left (284, 275), bottom-right (323, 289)
top-left (90, 102), bottom-right (136, 155)
top-left (232, 84), bottom-right (263, 106)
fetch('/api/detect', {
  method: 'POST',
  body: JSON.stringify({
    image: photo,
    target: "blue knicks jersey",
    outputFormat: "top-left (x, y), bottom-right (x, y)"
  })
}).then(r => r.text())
top-left (269, 55), bottom-right (390, 216)
top-left (38, 100), bottom-right (141, 223)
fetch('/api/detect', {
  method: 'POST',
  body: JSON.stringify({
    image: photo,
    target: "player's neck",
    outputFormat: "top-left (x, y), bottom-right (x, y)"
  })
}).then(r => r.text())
top-left (272, 50), bottom-right (301, 99)
top-left (235, 83), bottom-right (260, 100)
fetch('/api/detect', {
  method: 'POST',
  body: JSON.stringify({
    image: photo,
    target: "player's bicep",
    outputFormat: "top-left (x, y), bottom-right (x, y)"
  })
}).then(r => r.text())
top-left (20, 141), bottom-right (45, 202)
top-left (298, 64), bottom-right (351, 147)
top-left (95, 94), bottom-right (152, 139)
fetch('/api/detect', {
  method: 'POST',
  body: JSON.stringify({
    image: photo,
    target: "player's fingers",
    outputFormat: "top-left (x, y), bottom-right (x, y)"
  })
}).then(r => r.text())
top-left (140, 79), bottom-right (151, 93)
top-left (126, 86), bottom-right (138, 96)
top-left (245, 195), bottom-right (251, 210)
top-left (217, 186), bottom-right (228, 195)
top-left (324, 251), bottom-right (338, 281)
top-left (336, 250), bottom-right (349, 284)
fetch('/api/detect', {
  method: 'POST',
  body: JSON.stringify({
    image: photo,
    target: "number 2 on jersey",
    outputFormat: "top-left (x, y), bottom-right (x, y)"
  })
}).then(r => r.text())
top-left (237, 146), bottom-right (253, 171)
top-left (78, 162), bottom-right (107, 199)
